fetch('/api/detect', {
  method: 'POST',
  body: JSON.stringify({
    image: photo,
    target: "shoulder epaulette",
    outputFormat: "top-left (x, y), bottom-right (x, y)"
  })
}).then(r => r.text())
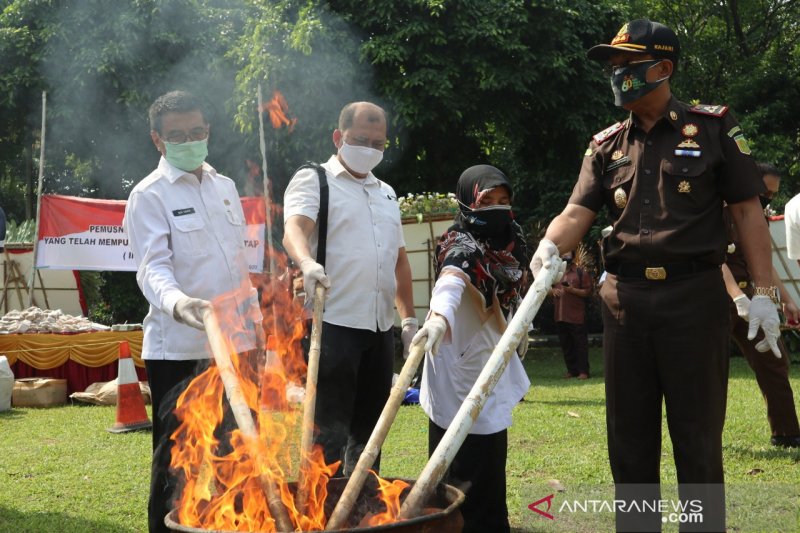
top-left (688, 104), bottom-right (729, 117)
top-left (592, 122), bottom-right (625, 145)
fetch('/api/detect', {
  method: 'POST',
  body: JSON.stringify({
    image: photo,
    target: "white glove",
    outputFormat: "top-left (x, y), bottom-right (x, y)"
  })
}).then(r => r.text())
top-left (400, 317), bottom-right (419, 359)
top-left (173, 297), bottom-right (211, 330)
top-left (747, 295), bottom-right (781, 358)
top-left (517, 333), bottom-right (529, 361)
top-left (529, 239), bottom-right (566, 283)
top-left (733, 294), bottom-right (750, 321)
top-left (410, 315), bottom-right (448, 356)
top-left (299, 257), bottom-right (330, 297)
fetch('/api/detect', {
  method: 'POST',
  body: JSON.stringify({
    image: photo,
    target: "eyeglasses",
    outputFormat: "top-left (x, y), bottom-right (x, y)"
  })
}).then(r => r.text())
top-left (160, 127), bottom-right (209, 144)
top-left (602, 59), bottom-right (659, 77)
top-left (345, 135), bottom-right (389, 151)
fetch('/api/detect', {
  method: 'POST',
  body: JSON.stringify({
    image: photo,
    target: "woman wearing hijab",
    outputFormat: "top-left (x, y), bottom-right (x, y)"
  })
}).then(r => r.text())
top-left (410, 165), bottom-right (531, 533)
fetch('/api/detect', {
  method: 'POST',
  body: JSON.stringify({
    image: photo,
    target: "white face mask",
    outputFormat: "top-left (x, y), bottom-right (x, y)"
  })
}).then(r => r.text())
top-left (338, 141), bottom-right (383, 175)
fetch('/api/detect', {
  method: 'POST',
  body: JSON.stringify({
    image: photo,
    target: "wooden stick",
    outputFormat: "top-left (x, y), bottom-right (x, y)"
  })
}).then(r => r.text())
top-left (295, 284), bottom-right (326, 513)
top-left (202, 307), bottom-right (294, 533)
top-left (398, 264), bottom-right (561, 520)
top-left (325, 342), bottom-right (426, 530)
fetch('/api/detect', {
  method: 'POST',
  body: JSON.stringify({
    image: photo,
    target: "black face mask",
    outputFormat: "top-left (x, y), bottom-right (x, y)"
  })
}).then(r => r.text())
top-left (610, 60), bottom-right (667, 106)
top-left (759, 195), bottom-right (772, 209)
top-left (462, 205), bottom-right (513, 236)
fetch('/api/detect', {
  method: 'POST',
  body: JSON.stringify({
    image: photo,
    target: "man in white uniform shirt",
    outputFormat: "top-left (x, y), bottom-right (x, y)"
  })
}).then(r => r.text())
top-left (283, 101), bottom-right (416, 475)
top-left (124, 91), bottom-right (262, 533)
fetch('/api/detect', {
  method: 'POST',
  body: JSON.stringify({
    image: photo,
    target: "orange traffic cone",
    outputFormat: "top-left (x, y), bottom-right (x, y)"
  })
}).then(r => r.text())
top-left (107, 340), bottom-right (152, 433)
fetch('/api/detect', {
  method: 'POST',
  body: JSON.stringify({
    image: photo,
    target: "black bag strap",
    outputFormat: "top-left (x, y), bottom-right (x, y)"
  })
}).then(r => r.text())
top-left (292, 162), bottom-right (328, 267)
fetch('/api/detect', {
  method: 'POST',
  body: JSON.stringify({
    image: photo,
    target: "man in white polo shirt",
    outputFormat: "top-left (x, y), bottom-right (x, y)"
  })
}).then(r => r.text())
top-left (124, 90), bottom-right (262, 532)
top-left (283, 101), bottom-right (416, 475)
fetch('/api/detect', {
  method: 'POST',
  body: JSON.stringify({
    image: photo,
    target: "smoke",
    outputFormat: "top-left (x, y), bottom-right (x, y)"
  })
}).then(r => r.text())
top-left (30, 0), bottom-right (386, 202)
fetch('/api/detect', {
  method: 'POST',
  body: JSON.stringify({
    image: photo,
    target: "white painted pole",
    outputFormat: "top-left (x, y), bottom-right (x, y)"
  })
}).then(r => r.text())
top-left (325, 342), bottom-right (426, 530)
top-left (28, 91), bottom-right (47, 307)
top-left (257, 83), bottom-right (279, 339)
top-left (398, 264), bottom-right (561, 519)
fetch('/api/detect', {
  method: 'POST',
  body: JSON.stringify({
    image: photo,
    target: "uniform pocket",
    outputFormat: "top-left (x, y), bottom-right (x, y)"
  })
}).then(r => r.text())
top-left (603, 165), bottom-right (635, 217)
top-left (662, 159), bottom-right (712, 210)
top-left (172, 215), bottom-right (207, 257)
top-left (224, 210), bottom-right (246, 248)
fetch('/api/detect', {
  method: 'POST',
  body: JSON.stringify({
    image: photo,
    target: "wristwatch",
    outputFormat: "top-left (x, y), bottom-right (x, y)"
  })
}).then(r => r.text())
top-left (753, 286), bottom-right (779, 304)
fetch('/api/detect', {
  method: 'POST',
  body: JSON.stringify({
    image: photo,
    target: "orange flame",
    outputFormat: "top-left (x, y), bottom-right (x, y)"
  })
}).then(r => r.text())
top-left (260, 90), bottom-right (297, 132)
top-left (168, 246), bottom-right (407, 531)
top-left (365, 473), bottom-right (411, 526)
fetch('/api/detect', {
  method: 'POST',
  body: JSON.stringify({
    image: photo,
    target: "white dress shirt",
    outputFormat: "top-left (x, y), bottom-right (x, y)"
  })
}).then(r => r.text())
top-left (124, 158), bottom-right (260, 360)
top-left (283, 155), bottom-right (405, 332)
top-left (785, 194), bottom-right (800, 260)
top-left (420, 273), bottom-right (531, 435)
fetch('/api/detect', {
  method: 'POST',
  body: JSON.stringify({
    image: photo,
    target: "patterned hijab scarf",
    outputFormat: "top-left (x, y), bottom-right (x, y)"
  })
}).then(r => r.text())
top-left (435, 165), bottom-right (529, 314)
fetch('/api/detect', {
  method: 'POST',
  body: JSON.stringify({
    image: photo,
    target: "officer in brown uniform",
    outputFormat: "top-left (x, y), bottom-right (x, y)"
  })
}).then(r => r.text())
top-left (529, 19), bottom-right (782, 532)
top-left (722, 163), bottom-right (800, 448)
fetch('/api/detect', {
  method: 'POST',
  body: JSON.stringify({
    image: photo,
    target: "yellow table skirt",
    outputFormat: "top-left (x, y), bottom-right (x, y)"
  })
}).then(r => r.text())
top-left (0, 330), bottom-right (144, 369)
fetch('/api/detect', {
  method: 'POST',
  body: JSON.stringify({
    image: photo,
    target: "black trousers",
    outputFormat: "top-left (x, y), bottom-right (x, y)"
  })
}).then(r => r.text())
top-left (313, 322), bottom-right (394, 476)
top-left (145, 358), bottom-right (210, 533)
top-left (428, 421), bottom-right (509, 533)
top-left (601, 269), bottom-right (729, 532)
top-left (729, 304), bottom-right (800, 437)
top-left (556, 320), bottom-right (590, 375)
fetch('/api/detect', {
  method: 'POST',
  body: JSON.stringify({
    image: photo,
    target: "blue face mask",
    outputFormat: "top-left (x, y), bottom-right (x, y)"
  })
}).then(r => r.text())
top-left (610, 60), bottom-right (667, 106)
top-left (164, 139), bottom-right (208, 172)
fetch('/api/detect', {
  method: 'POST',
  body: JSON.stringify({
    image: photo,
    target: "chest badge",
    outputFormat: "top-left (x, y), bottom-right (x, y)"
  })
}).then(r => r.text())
top-left (677, 139), bottom-right (700, 149)
top-left (681, 123), bottom-right (699, 137)
top-left (678, 180), bottom-right (691, 193)
top-left (614, 188), bottom-right (628, 209)
top-left (669, 111), bottom-right (678, 121)
top-left (611, 150), bottom-right (624, 160)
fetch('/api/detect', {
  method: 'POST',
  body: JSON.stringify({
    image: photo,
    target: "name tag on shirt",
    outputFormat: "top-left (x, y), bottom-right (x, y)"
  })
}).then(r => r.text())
top-left (172, 207), bottom-right (196, 217)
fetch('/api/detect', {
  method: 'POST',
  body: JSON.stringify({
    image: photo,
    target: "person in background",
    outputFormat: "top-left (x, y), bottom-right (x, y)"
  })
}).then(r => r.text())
top-left (282, 101), bottom-right (416, 476)
top-left (124, 90), bottom-right (262, 533)
top-left (528, 19), bottom-right (781, 531)
top-left (724, 162), bottom-right (800, 448)
top-left (411, 165), bottom-right (530, 533)
top-left (550, 250), bottom-right (593, 379)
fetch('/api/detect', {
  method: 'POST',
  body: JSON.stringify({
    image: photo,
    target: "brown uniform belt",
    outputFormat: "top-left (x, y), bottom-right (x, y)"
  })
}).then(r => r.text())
top-left (606, 261), bottom-right (717, 281)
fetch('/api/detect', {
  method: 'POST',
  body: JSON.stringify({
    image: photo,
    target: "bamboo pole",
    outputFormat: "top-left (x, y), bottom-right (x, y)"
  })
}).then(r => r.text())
top-left (295, 284), bottom-right (325, 513)
top-left (325, 342), bottom-right (426, 530)
top-left (257, 83), bottom-right (279, 340)
top-left (398, 264), bottom-right (561, 520)
top-left (28, 91), bottom-right (47, 307)
top-left (202, 307), bottom-right (293, 533)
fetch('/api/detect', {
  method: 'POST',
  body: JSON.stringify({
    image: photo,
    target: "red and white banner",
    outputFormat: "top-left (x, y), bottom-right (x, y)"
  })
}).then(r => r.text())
top-left (35, 195), bottom-right (267, 272)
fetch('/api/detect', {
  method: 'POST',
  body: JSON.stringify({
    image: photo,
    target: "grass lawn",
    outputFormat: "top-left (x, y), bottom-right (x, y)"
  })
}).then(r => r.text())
top-left (1, 347), bottom-right (799, 532)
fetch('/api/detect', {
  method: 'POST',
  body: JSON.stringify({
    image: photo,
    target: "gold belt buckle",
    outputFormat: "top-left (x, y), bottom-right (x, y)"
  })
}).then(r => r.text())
top-left (645, 267), bottom-right (667, 280)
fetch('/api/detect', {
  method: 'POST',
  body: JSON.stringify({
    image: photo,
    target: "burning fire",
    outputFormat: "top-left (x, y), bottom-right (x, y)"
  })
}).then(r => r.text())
top-left (169, 245), bottom-right (408, 531)
top-left (365, 473), bottom-right (410, 527)
top-left (261, 90), bottom-right (297, 132)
